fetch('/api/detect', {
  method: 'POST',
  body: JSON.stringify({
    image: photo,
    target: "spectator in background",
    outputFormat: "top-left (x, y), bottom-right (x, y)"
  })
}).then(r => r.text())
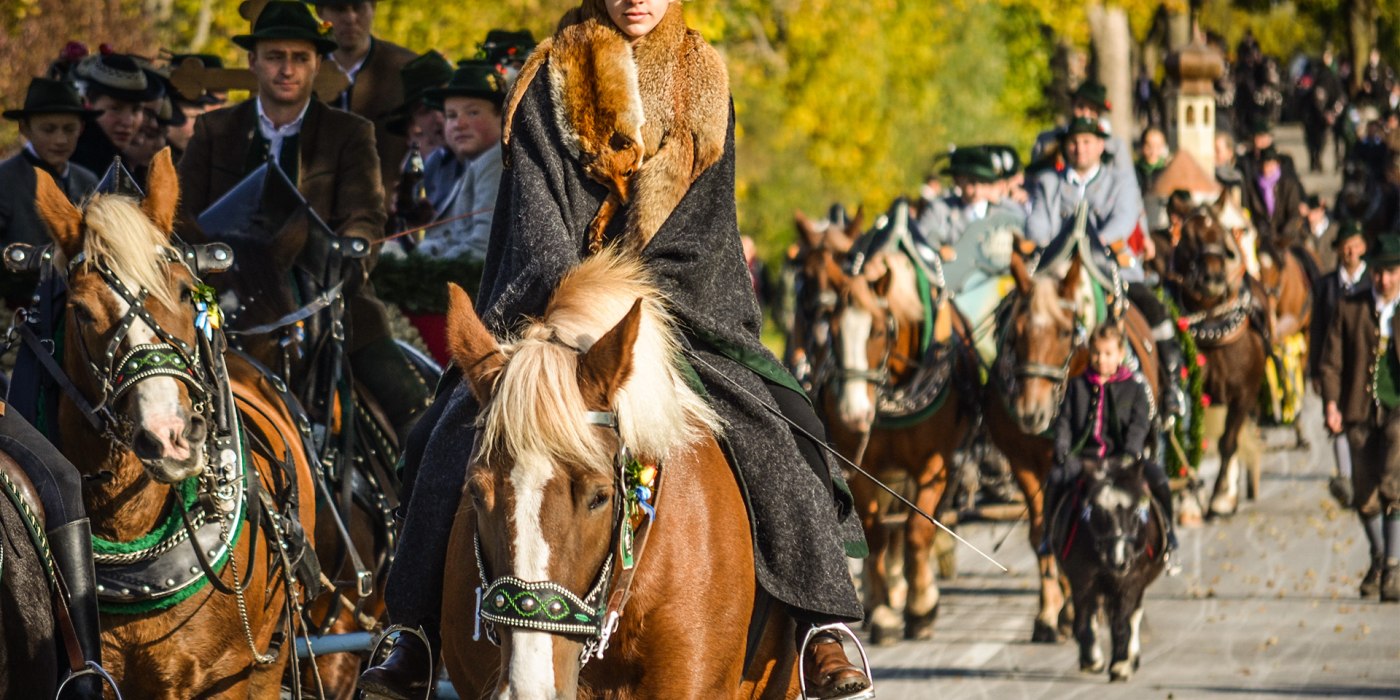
top-left (1135, 126), bottom-right (1170, 193)
top-left (742, 235), bottom-right (773, 311)
top-left (1243, 146), bottom-right (1306, 246)
top-left (384, 50), bottom-right (456, 212)
top-left (69, 53), bottom-right (163, 175)
top-left (417, 60), bottom-right (505, 262)
top-left (0, 78), bottom-right (100, 252)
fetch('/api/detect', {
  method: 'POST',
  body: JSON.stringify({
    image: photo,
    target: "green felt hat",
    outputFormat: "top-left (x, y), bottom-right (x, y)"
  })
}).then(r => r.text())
top-left (1334, 220), bottom-right (1366, 249)
top-left (424, 60), bottom-right (506, 107)
top-left (234, 1), bottom-right (338, 54)
top-left (480, 29), bottom-right (536, 65)
top-left (941, 147), bottom-right (1000, 183)
top-left (1247, 114), bottom-right (1273, 137)
top-left (1365, 233), bottom-right (1400, 267)
top-left (1064, 116), bottom-right (1109, 139)
top-left (984, 144), bottom-right (1022, 178)
top-left (386, 50), bottom-right (456, 136)
top-left (1072, 81), bottom-right (1111, 113)
top-left (4, 78), bottom-right (102, 121)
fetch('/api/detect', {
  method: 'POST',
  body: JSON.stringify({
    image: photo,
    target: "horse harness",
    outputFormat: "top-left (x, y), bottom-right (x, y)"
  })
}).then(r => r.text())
top-left (3, 241), bottom-right (322, 664)
top-left (472, 410), bottom-right (663, 667)
top-left (1176, 285), bottom-right (1256, 348)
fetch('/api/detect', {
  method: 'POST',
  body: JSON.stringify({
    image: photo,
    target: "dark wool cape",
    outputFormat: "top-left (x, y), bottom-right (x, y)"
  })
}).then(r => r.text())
top-left (428, 69), bottom-right (864, 621)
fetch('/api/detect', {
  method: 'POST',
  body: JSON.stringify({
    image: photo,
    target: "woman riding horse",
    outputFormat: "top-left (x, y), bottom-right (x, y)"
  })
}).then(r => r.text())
top-left (362, 0), bottom-right (872, 698)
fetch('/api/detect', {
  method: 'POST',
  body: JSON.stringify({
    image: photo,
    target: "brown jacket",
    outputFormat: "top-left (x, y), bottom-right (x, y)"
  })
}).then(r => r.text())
top-left (330, 38), bottom-right (416, 198)
top-left (176, 98), bottom-right (386, 241)
top-left (176, 98), bottom-right (391, 348)
top-left (1320, 287), bottom-right (1400, 424)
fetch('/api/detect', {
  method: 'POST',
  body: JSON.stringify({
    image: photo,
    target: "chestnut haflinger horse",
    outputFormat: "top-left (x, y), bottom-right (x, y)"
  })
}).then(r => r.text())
top-left (785, 205), bottom-right (861, 392)
top-left (1169, 209), bottom-right (1269, 517)
top-left (196, 162), bottom-right (412, 698)
top-left (28, 150), bottom-right (321, 698)
top-left (986, 223), bottom-right (1162, 643)
top-left (439, 250), bottom-right (808, 699)
top-left (817, 202), bottom-right (976, 645)
top-left (1048, 455), bottom-right (1167, 682)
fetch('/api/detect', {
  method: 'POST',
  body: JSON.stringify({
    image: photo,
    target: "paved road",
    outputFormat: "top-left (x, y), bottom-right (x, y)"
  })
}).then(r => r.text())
top-left (863, 127), bottom-right (1399, 699)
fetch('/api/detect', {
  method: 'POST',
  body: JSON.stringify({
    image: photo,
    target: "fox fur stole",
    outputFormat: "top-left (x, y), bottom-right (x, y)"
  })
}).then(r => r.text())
top-left (503, 0), bottom-right (730, 253)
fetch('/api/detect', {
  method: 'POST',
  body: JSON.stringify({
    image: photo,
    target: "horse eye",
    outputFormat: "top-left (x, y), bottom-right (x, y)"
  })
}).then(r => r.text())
top-left (587, 489), bottom-right (611, 512)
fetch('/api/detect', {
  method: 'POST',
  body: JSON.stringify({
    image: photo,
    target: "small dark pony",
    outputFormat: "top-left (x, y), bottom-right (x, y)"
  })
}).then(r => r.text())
top-left (1171, 210), bottom-right (1269, 517)
top-left (1050, 455), bottom-right (1167, 682)
top-left (0, 448), bottom-right (58, 699)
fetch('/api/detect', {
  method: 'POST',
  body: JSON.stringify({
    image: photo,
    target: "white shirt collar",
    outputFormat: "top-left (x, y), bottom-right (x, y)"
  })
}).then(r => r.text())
top-left (1312, 214), bottom-right (1330, 237)
top-left (23, 143), bottom-right (68, 178)
top-left (255, 97), bottom-right (311, 165)
top-left (1066, 164), bottom-right (1100, 190)
top-left (965, 199), bottom-right (989, 221)
top-left (1375, 286), bottom-right (1399, 339)
top-left (1341, 261), bottom-right (1367, 289)
top-left (332, 40), bottom-right (372, 85)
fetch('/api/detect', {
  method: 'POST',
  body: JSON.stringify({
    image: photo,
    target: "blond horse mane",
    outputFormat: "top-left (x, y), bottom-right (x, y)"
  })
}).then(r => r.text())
top-left (479, 249), bottom-right (723, 473)
top-left (76, 194), bottom-right (179, 311)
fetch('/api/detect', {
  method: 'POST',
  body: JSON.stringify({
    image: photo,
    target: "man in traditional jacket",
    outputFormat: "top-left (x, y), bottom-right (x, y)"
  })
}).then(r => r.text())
top-left (1031, 81), bottom-right (1134, 178)
top-left (177, 1), bottom-right (431, 440)
top-left (309, 0), bottom-right (417, 196)
top-left (416, 60), bottom-right (504, 261)
top-left (1320, 233), bottom-right (1400, 603)
top-left (917, 146), bottom-right (1025, 247)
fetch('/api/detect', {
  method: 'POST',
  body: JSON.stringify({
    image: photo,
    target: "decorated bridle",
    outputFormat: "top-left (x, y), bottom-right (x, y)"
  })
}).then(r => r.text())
top-left (994, 288), bottom-right (1087, 420)
top-left (472, 409), bottom-right (662, 666)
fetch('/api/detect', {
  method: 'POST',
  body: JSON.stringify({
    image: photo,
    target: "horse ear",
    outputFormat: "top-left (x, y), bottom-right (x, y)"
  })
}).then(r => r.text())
top-left (446, 283), bottom-right (505, 404)
top-left (1010, 251), bottom-right (1032, 296)
top-left (1060, 255), bottom-right (1082, 298)
top-left (872, 265), bottom-right (894, 298)
top-left (578, 298), bottom-right (643, 408)
top-left (34, 168), bottom-right (82, 259)
top-left (826, 226), bottom-right (854, 254)
top-left (141, 148), bottom-right (179, 235)
top-left (847, 206), bottom-right (865, 238)
top-left (794, 210), bottom-right (823, 250)
top-left (823, 250), bottom-right (847, 287)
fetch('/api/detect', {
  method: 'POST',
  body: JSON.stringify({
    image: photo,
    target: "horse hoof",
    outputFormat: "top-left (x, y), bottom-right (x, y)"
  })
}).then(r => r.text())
top-left (1080, 659), bottom-right (1106, 674)
top-left (870, 623), bottom-right (902, 647)
top-left (904, 607), bottom-right (938, 641)
top-left (1031, 620), bottom-right (1061, 644)
top-left (1109, 659), bottom-right (1135, 682)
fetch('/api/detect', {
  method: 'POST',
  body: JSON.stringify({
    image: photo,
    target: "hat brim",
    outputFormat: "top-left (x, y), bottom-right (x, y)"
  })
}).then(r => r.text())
top-left (1334, 230), bottom-right (1366, 249)
top-left (3, 106), bottom-right (103, 121)
top-left (423, 87), bottom-right (504, 106)
top-left (233, 30), bottom-right (338, 55)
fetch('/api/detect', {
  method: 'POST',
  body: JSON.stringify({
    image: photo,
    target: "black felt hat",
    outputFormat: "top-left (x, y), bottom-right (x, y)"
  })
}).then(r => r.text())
top-left (424, 60), bottom-right (506, 106)
top-left (386, 50), bottom-right (456, 136)
top-left (1365, 233), bottom-right (1400, 267)
top-left (985, 143), bottom-right (1022, 178)
top-left (4, 78), bottom-right (103, 121)
top-left (75, 54), bottom-right (164, 103)
top-left (234, 1), bottom-right (338, 54)
top-left (1247, 114), bottom-right (1273, 137)
top-left (941, 147), bottom-right (999, 183)
top-left (1072, 81), bottom-right (1111, 113)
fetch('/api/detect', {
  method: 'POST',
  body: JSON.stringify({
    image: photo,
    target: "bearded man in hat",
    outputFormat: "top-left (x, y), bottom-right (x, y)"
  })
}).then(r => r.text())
top-left (1028, 117), bottom-right (1188, 419)
top-left (1320, 232), bottom-right (1400, 603)
top-left (308, 0), bottom-right (418, 196)
top-left (177, 0), bottom-right (433, 441)
top-left (917, 145), bottom-right (1025, 247)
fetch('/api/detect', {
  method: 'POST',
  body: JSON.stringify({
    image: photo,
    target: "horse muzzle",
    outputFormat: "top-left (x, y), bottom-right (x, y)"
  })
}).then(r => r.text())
top-left (133, 412), bottom-right (208, 483)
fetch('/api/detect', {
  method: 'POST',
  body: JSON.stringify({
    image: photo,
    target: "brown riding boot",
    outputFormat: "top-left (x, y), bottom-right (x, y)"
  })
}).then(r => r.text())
top-left (802, 630), bottom-right (873, 699)
top-left (357, 633), bottom-right (436, 700)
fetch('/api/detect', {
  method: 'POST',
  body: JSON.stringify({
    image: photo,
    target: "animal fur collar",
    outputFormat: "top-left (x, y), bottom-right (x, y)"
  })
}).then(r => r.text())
top-left (504, 0), bottom-right (730, 252)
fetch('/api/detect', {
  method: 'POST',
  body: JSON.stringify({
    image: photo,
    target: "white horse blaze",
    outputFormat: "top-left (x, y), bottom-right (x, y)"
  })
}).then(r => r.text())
top-left (112, 290), bottom-right (189, 460)
top-left (504, 455), bottom-right (557, 698)
top-left (837, 306), bottom-right (875, 429)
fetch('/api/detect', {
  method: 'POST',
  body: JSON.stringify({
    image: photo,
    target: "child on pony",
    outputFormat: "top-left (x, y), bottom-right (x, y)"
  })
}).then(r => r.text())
top-left (1045, 323), bottom-right (1178, 554)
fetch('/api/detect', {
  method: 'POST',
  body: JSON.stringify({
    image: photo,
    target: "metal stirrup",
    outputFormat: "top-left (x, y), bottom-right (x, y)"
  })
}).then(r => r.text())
top-left (55, 661), bottom-right (124, 700)
top-left (798, 622), bottom-right (876, 700)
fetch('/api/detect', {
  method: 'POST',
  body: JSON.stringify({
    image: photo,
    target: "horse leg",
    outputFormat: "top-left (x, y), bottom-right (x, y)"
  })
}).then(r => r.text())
top-left (1210, 403), bottom-right (1249, 517)
top-left (1072, 578), bottom-right (1103, 673)
top-left (1022, 471), bottom-right (1065, 643)
top-left (1108, 591), bottom-right (1147, 682)
top-left (854, 475), bottom-right (900, 646)
top-left (902, 460), bottom-right (948, 640)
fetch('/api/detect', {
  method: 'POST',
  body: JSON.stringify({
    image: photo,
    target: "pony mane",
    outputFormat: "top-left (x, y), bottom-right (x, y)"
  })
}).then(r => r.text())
top-left (863, 251), bottom-right (925, 323)
top-left (78, 194), bottom-right (178, 311)
top-left (479, 249), bottom-right (723, 473)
